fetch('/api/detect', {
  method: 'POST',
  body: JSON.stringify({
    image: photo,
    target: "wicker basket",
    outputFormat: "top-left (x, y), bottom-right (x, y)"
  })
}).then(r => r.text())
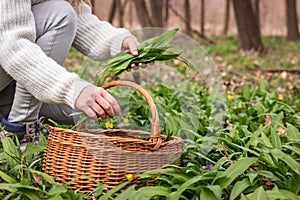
top-left (42, 80), bottom-right (183, 193)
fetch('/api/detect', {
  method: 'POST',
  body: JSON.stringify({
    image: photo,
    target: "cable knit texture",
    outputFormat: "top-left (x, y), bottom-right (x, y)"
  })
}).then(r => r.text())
top-left (0, 0), bottom-right (131, 108)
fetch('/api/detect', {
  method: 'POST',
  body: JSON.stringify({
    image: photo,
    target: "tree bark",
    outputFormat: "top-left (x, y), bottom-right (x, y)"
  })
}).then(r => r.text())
top-left (200, 0), bottom-right (205, 34)
top-left (286, 0), bottom-right (300, 40)
top-left (150, 0), bottom-right (164, 27)
top-left (108, 0), bottom-right (117, 24)
top-left (223, 0), bottom-right (230, 35)
top-left (134, 0), bottom-right (152, 27)
top-left (116, 0), bottom-right (124, 27)
top-left (232, 0), bottom-right (263, 51)
top-left (251, 0), bottom-right (260, 34)
top-left (165, 0), bottom-right (170, 26)
top-left (185, 0), bottom-right (192, 35)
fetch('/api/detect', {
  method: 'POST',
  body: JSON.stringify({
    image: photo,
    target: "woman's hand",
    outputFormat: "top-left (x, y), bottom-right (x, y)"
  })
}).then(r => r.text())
top-left (121, 36), bottom-right (151, 71)
top-left (75, 85), bottom-right (121, 119)
top-left (121, 36), bottom-right (139, 56)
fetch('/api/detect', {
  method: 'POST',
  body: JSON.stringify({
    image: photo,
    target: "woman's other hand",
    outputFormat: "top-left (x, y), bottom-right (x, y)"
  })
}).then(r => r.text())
top-left (75, 85), bottom-right (121, 119)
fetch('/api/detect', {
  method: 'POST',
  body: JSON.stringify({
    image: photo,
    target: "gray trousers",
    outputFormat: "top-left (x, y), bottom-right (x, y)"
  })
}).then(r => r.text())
top-left (0, 0), bottom-right (78, 124)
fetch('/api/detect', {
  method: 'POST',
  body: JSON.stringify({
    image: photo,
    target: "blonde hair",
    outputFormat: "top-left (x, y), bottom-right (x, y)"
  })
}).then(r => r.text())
top-left (68, 0), bottom-right (91, 7)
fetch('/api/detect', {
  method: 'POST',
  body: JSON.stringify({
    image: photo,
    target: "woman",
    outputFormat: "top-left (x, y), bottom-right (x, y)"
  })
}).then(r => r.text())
top-left (0, 0), bottom-right (139, 140)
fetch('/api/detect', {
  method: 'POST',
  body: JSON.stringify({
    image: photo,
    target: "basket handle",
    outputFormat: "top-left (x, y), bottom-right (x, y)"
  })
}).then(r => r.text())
top-left (101, 80), bottom-right (162, 150)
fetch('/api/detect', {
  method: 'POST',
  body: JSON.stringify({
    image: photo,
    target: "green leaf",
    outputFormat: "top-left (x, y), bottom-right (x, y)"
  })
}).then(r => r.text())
top-left (270, 148), bottom-right (300, 175)
top-left (230, 179), bottom-right (251, 200)
top-left (167, 174), bottom-right (204, 200)
top-left (260, 132), bottom-right (273, 148)
top-left (0, 183), bottom-right (17, 193)
top-left (213, 157), bottom-right (257, 189)
top-left (139, 29), bottom-right (179, 49)
top-left (283, 145), bottom-right (300, 156)
top-left (22, 143), bottom-right (44, 157)
top-left (99, 181), bottom-right (129, 200)
top-left (240, 193), bottom-right (249, 200)
top-left (247, 170), bottom-right (280, 182)
top-left (286, 123), bottom-right (300, 140)
top-left (1, 137), bottom-right (21, 166)
top-left (247, 173), bottom-right (258, 184)
top-left (15, 188), bottom-right (41, 200)
top-left (270, 128), bottom-right (282, 149)
top-left (48, 184), bottom-right (68, 196)
top-left (38, 133), bottom-right (47, 146)
top-left (200, 188), bottom-right (218, 200)
top-left (114, 185), bottom-right (136, 200)
top-left (0, 171), bottom-right (17, 183)
top-left (137, 186), bottom-right (171, 199)
top-left (29, 169), bottom-right (57, 184)
top-left (247, 187), bottom-right (267, 200)
top-left (241, 84), bottom-right (251, 99)
top-left (206, 185), bottom-right (222, 199)
top-left (266, 189), bottom-right (298, 200)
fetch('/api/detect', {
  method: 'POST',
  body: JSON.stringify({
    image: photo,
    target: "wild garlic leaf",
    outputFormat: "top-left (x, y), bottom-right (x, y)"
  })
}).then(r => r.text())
top-left (100, 29), bottom-right (185, 84)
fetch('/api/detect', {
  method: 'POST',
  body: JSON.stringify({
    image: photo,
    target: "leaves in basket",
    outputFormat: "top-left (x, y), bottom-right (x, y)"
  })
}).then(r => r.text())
top-left (99, 29), bottom-right (192, 85)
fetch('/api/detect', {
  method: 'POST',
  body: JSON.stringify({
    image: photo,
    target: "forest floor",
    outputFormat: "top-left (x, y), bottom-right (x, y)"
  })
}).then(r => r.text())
top-left (200, 35), bottom-right (300, 112)
top-left (0, 35), bottom-right (299, 199)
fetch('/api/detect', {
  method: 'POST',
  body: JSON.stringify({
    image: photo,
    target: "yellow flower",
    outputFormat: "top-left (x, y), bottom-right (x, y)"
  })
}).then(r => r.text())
top-left (123, 118), bottom-right (129, 124)
top-left (105, 121), bottom-right (113, 129)
top-left (228, 95), bottom-right (235, 100)
top-left (197, 148), bottom-right (201, 152)
top-left (233, 106), bottom-right (238, 110)
top-left (125, 174), bottom-right (133, 181)
top-left (277, 95), bottom-right (283, 101)
top-left (76, 64), bottom-right (81, 70)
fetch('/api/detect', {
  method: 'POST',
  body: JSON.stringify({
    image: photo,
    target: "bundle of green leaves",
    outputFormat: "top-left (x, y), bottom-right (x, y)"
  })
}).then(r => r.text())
top-left (99, 29), bottom-right (187, 83)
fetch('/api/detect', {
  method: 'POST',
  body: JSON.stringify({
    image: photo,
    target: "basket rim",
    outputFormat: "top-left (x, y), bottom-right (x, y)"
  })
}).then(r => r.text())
top-left (48, 126), bottom-right (183, 152)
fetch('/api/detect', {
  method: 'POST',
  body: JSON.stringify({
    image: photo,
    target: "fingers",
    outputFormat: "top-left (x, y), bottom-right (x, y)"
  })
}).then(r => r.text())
top-left (129, 44), bottom-right (138, 56)
top-left (121, 36), bottom-right (139, 56)
top-left (95, 87), bottom-right (121, 118)
top-left (127, 37), bottom-right (138, 56)
top-left (101, 90), bottom-right (122, 116)
top-left (127, 62), bottom-right (151, 72)
top-left (83, 106), bottom-right (98, 119)
top-left (75, 85), bottom-right (121, 119)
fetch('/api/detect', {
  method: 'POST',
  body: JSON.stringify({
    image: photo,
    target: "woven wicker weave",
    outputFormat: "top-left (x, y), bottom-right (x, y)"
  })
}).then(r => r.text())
top-left (42, 81), bottom-right (183, 193)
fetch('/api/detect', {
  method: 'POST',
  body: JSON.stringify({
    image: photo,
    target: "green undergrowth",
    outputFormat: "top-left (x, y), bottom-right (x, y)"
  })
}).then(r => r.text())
top-left (0, 35), bottom-right (299, 199)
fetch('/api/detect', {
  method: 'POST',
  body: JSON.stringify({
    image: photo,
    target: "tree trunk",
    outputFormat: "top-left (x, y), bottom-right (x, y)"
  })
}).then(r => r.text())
top-left (223, 0), bottom-right (230, 34)
top-left (200, 0), bottom-right (205, 34)
top-left (286, 0), bottom-right (300, 40)
top-left (251, 0), bottom-right (260, 34)
top-left (134, 0), bottom-right (152, 27)
top-left (150, 0), bottom-right (164, 27)
top-left (185, 0), bottom-right (192, 35)
top-left (165, 0), bottom-right (170, 26)
top-left (232, 0), bottom-right (263, 51)
top-left (108, 0), bottom-right (117, 23)
top-left (116, 0), bottom-right (124, 27)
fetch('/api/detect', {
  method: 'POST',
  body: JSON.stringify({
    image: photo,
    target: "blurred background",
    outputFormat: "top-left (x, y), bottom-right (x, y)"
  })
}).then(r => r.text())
top-left (91, 0), bottom-right (300, 38)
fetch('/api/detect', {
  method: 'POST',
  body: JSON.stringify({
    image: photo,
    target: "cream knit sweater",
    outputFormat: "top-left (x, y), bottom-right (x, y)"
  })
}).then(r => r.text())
top-left (0, 0), bottom-right (131, 108)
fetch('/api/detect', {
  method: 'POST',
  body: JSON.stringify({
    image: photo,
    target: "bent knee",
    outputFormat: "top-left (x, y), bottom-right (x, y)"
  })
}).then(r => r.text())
top-left (33, 0), bottom-right (77, 32)
top-left (55, 1), bottom-right (77, 31)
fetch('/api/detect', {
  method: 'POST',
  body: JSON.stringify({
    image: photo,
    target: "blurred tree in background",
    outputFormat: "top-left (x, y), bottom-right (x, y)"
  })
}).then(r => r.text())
top-left (286, 0), bottom-right (300, 40)
top-left (91, 0), bottom-right (300, 51)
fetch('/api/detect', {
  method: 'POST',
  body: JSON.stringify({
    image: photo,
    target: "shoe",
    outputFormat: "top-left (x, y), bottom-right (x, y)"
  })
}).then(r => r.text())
top-left (0, 115), bottom-right (48, 144)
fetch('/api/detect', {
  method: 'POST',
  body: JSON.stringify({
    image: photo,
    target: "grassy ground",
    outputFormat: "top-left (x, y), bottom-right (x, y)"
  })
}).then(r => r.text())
top-left (1, 35), bottom-right (299, 199)
top-left (201, 35), bottom-right (300, 112)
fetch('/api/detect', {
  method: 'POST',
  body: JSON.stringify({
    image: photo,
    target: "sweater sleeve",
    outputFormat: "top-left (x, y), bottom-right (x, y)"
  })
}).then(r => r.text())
top-left (0, 0), bottom-right (91, 108)
top-left (72, 2), bottom-right (132, 60)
